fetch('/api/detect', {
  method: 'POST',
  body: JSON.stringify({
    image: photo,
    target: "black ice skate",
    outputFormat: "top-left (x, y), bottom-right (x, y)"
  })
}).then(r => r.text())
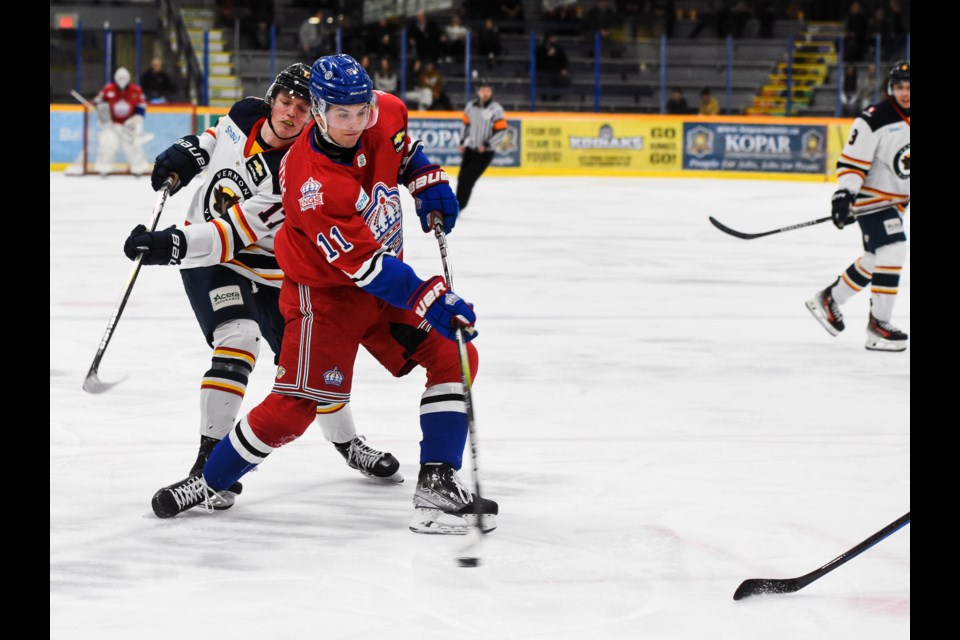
top-left (865, 314), bottom-right (908, 352)
top-left (152, 473), bottom-right (234, 518)
top-left (805, 283), bottom-right (845, 336)
top-left (190, 435), bottom-right (243, 505)
top-left (410, 462), bottom-right (498, 535)
top-left (334, 435), bottom-right (403, 483)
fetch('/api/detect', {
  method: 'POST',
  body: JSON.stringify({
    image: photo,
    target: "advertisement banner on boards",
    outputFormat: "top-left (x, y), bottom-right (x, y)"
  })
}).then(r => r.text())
top-left (682, 122), bottom-right (827, 174)
top-left (521, 119), bottom-right (682, 171)
top-left (408, 117), bottom-right (522, 167)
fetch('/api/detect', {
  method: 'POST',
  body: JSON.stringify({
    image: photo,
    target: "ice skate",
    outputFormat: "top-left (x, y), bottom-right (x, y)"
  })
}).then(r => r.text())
top-left (190, 435), bottom-right (243, 504)
top-left (805, 283), bottom-right (845, 336)
top-left (865, 314), bottom-right (908, 352)
top-left (152, 473), bottom-right (234, 518)
top-left (410, 462), bottom-right (498, 535)
top-left (334, 435), bottom-right (403, 483)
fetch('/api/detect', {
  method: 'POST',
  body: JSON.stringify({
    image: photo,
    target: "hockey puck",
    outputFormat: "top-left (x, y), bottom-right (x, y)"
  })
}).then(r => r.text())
top-left (457, 557), bottom-right (481, 568)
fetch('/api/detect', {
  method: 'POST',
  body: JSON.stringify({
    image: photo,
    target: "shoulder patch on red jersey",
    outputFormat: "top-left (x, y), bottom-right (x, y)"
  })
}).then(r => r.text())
top-left (392, 128), bottom-right (405, 153)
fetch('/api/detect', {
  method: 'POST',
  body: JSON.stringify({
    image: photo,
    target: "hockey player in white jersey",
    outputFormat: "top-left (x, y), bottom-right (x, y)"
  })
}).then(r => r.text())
top-left (806, 60), bottom-right (910, 351)
top-left (123, 64), bottom-right (402, 509)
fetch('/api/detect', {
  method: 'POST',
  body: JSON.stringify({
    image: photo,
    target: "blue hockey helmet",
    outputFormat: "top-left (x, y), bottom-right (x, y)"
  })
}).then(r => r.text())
top-left (309, 54), bottom-right (378, 132)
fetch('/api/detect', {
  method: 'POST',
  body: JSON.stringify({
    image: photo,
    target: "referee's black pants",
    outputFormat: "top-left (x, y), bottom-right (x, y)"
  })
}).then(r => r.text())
top-left (455, 148), bottom-right (495, 211)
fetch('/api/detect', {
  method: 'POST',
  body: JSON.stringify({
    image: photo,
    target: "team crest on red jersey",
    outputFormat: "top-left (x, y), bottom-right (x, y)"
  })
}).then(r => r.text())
top-left (299, 177), bottom-right (324, 210)
top-left (362, 182), bottom-right (403, 253)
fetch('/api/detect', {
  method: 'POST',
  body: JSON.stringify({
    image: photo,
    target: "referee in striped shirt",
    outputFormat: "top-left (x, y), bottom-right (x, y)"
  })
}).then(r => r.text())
top-left (456, 79), bottom-right (508, 211)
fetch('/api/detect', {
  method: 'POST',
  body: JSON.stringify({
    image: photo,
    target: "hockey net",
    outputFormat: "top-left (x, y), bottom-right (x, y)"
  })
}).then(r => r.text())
top-left (64, 106), bottom-right (155, 176)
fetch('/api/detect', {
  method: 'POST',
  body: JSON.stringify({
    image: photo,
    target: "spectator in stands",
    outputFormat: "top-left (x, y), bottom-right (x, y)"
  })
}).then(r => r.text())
top-left (140, 57), bottom-right (176, 104)
top-left (756, 0), bottom-right (776, 39)
top-left (543, 2), bottom-right (583, 36)
top-left (408, 10), bottom-right (442, 62)
top-left (249, 0), bottom-right (274, 50)
top-left (498, 0), bottom-right (526, 34)
top-left (857, 62), bottom-right (879, 111)
top-left (477, 18), bottom-right (503, 68)
top-left (583, 0), bottom-right (622, 57)
top-left (535, 34), bottom-right (570, 102)
top-left (698, 87), bottom-right (721, 115)
top-left (666, 88), bottom-right (689, 114)
top-left (881, 0), bottom-right (906, 60)
top-left (844, 1), bottom-right (869, 62)
top-left (840, 64), bottom-right (861, 116)
top-left (651, 0), bottom-right (676, 38)
top-left (419, 60), bottom-right (453, 111)
top-left (299, 10), bottom-right (333, 60)
top-left (365, 17), bottom-right (398, 61)
top-left (373, 57), bottom-right (398, 95)
top-left (406, 59), bottom-right (433, 110)
top-left (689, 0), bottom-right (731, 40)
top-left (442, 14), bottom-right (468, 63)
top-left (730, 1), bottom-right (753, 38)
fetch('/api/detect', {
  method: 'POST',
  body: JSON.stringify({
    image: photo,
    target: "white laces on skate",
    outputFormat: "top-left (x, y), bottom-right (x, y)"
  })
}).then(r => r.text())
top-left (348, 436), bottom-right (383, 471)
top-left (448, 468), bottom-right (471, 505)
top-left (169, 475), bottom-right (216, 513)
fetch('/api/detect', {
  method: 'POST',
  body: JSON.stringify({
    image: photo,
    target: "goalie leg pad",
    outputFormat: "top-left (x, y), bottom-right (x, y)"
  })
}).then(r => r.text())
top-left (95, 126), bottom-right (121, 175)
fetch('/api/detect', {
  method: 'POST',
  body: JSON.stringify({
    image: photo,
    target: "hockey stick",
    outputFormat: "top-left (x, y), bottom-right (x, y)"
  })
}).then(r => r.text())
top-left (708, 215), bottom-right (833, 240)
top-left (431, 217), bottom-right (485, 568)
top-left (733, 512), bottom-right (910, 600)
top-left (82, 174), bottom-right (180, 393)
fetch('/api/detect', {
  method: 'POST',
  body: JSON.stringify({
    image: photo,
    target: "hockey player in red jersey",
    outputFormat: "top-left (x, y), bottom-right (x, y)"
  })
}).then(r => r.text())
top-left (806, 60), bottom-right (910, 351)
top-left (151, 54), bottom-right (498, 535)
top-left (93, 67), bottom-right (150, 175)
top-left (125, 63), bottom-right (404, 511)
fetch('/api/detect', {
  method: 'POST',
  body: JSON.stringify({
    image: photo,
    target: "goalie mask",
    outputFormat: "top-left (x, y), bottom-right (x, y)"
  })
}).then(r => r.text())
top-left (309, 54), bottom-right (379, 139)
top-left (114, 67), bottom-right (131, 90)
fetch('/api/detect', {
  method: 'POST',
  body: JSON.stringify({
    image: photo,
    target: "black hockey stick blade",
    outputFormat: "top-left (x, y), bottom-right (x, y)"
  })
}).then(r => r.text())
top-left (733, 512), bottom-right (910, 601)
top-left (709, 215), bottom-right (833, 240)
top-left (82, 370), bottom-right (129, 394)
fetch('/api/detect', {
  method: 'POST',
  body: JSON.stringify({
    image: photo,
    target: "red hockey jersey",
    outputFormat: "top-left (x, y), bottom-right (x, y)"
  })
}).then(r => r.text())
top-left (94, 82), bottom-right (147, 124)
top-left (276, 91), bottom-right (412, 289)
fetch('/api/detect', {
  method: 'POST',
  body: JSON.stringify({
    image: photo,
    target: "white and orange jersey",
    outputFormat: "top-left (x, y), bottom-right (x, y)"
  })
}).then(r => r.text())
top-left (178, 97), bottom-right (294, 287)
top-left (836, 97), bottom-right (910, 214)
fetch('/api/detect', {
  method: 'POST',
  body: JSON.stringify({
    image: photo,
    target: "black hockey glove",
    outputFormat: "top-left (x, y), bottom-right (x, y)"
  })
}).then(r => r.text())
top-left (831, 189), bottom-right (856, 229)
top-left (123, 224), bottom-right (187, 265)
top-left (151, 135), bottom-right (209, 194)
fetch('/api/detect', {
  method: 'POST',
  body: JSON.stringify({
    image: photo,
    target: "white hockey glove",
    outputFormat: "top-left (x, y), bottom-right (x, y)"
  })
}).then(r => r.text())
top-left (95, 102), bottom-right (111, 125)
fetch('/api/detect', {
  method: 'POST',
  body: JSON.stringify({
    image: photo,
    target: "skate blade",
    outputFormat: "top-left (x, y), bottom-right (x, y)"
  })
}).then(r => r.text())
top-left (805, 299), bottom-right (841, 336)
top-left (865, 338), bottom-right (907, 352)
top-left (359, 470), bottom-right (404, 484)
top-left (409, 508), bottom-right (496, 535)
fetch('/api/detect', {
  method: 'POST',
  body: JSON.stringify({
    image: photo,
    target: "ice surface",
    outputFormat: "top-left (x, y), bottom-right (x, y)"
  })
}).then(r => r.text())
top-left (50, 173), bottom-right (909, 639)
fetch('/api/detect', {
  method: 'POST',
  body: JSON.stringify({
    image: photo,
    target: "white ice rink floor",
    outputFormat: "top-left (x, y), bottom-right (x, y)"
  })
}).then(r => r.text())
top-left (50, 172), bottom-right (909, 639)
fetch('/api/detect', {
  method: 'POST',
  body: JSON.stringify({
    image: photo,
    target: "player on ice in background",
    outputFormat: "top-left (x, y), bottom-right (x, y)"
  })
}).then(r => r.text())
top-left (806, 60), bottom-right (910, 352)
top-left (149, 54), bottom-right (498, 536)
top-left (123, 63), bottom-right (402, 511)
top-left (93, 67), bottom-right (151, 176)
top-left (455, 78), bottom-right (507, 212)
